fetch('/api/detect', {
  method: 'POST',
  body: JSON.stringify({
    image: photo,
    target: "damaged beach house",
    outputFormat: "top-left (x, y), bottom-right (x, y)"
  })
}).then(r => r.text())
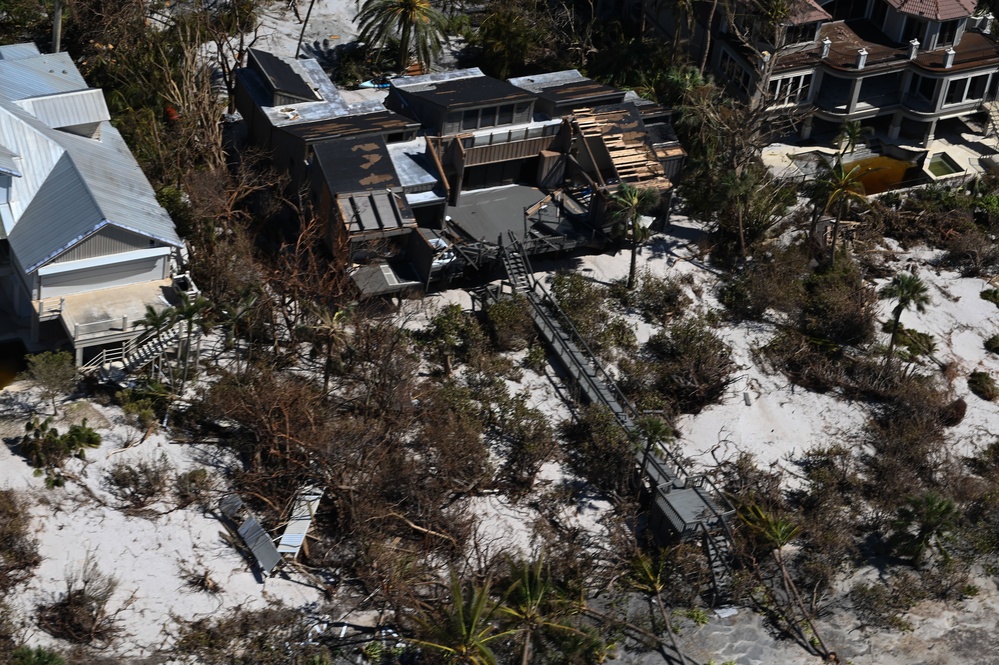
top-left (234, 49), bottom-right (686, 296)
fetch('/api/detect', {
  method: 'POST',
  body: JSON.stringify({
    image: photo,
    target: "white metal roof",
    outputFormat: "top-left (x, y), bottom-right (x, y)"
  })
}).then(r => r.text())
top-left (0, 43), bottom-right (42, 61)
top-left (0, 45), bottom-right (181, 274)
top-left (15, 89), bottom-right (110, 130)
top-left (0, 51), bottom-right (88, 101)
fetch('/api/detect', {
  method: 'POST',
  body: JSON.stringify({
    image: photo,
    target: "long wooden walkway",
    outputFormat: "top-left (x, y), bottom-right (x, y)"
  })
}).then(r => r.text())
top-left (494, 239), bottom-right (736, 598)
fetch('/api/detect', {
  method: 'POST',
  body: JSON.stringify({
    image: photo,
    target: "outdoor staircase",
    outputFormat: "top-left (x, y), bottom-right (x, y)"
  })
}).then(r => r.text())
top-left (983, 98), bottom-right (999, 138)
top-left (81, 321), bottom-right (183, 381)
top-left (492, 238), bottom-right (736, 602)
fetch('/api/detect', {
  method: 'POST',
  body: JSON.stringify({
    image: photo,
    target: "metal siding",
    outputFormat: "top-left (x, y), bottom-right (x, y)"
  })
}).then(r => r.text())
top-left (39, 255), bottom-right (166, 299)
top-left (52, 225), bottom-right (153, 263)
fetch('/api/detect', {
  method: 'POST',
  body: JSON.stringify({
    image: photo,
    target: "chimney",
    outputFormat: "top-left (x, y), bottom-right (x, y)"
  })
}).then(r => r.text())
top-left (908, 38), bottom-right (920, 59)
top-left (821, 38), bottom-right (832, 58)
top-left (944, 47), bottom-right (956, 68)
top-left (856, 48), bottom-right (868, 69)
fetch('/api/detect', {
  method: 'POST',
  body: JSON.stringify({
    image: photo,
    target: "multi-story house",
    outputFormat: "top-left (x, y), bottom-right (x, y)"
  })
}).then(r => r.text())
top-left (0, 43), bottom-right (192, 365)
top-left (673, 0), bottom-right (999, 144)
top-left (235, 52), bottom-right (685, 295)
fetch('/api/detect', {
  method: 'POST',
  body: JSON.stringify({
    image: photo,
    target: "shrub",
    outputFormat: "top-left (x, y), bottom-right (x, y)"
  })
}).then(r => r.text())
top-left (718, 245), bottom-right (810, 321)
top-left (174, 467), bottom-right (215, 508)
top-left (627, 318), bottom-right (735, 414)
top-left (939, 398), bottom-right (967, 427)
top-left (851, 573), bottom-right (925, 631)
top-left (985, 334), bottom-right (999, 354)
top-left (560, 405), bottom-right (637, 496)
top-left (483, 294), bottom-right (534, 351)
top-left (10, 646), bottom-right (66, 665)
top-left (420, 304), bottom-right (488, 375)
top-left (981, 288), bottom-right (999, 307)
top-left (0, 489), bottom-right (40, 592)
top-left (969, 371), bottom-right (999, 401)
top-left (36, 556), bottom-right (122, 645)
top-left (18, 351), bottom-right (77, 415)
top-left (103, 456), bottom-right (171, 509)
top-left (622, 270), bottom-right (691, 325)
top-left (18, 418), bottom-right (101, 488)
top-left (800, 261), bottom-right (876, 346)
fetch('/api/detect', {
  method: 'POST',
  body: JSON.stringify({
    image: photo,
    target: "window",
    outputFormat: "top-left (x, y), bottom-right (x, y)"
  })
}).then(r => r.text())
top-left (870, 0), bottom-right (888, 31)
top-left (903, 17), bottom-right (926, 44)
top-left (462, 109), bottom-right (478, 130)
top-left (945, 74), bottom-right (991, 105)
top-left (783, 23), bottom-right (816, 45)
top-left (767, 73), bottom-right (813, 106)
top-left (479, 107), bottom-right (497, 128)
top-left (938, 19), bottom-right (958, 47)
top-left (719, 50), bottom-right (753, 94)
top-left (497, 104), bottom-right (514, 125)
top-left (910, 74), bottom-right (937, 101)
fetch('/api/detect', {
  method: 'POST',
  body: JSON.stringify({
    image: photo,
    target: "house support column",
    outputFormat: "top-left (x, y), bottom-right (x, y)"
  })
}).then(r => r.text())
top-left (800, 115), bottom-right (814, 140)
top-left (75, 344), bottom-right (84, 365)
top-left (847, 78), bottom-right (863, 115)
top-left (923, 118), bottom-right (938, 146)
top-left (888, 112), bottom-right (903, 141)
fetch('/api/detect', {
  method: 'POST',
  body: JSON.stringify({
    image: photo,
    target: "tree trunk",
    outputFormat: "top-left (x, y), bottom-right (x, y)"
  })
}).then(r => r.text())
top-left (399, 21), bottom-right (412, 72)
top-left (628, 233), bottom-right (639, 290)
top-left (828, 200), bottom-right (844, 268)
top-left (698, 0), bottom-right (719, 75)
top-left (886, 307), bottom-right (903, 362)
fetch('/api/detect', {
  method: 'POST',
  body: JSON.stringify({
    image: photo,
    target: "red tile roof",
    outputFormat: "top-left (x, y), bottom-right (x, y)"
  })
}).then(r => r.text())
top-left (884, 0), bottom-right (976, 21)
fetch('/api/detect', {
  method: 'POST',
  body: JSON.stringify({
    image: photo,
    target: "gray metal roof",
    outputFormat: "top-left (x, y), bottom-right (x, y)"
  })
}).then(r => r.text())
top-left (0, 43), bottom-right (41, 61)
top-left (15, 89), bottom-right (110, 130)
top-left (0, 145), bottom-right (21, 177)
top-left (0, 46), bottom-right (181, 274)
top-left (0, 51), bottom-right (88, 101)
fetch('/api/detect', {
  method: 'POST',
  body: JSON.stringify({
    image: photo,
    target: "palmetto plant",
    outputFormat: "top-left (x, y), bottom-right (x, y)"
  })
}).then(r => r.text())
top-left (498, 557), bottom-right (594, 665)
top-left (878, 272), bottom-right (931, 362)
top-left (608, 183), bottom-right (661, 290)
top-left (836, 120), bottom-right (874, 157)
top-left (814, 156), bottom-right (868, 268)
top-left (355, 0), bottom-right (447, 72)
top-left (888, 492), bottom-right (957, 566)
top-left (410, 573), bottom-right (511, 665)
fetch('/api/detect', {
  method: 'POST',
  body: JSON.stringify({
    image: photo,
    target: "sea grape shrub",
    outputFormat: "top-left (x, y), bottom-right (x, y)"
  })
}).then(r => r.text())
top-left (549, 271), bottom-right (636, 358)
top-left (969, 371), bottom-right (999, 401)
top-left (800, 260), bottom-right (876, 347)
top-left (483, 294), bottom-right (534, 352)
top-left (0, 489), bottom-right (40, 592)
top-left (623, 318), bottom-right (735, 414)
top-left (718, 245), bottom-right (809, 322)
top-left (615, 269), bottom-right (692, 325)
top-left (986, 334), bottom-right (999, 354)
top-left (561, 405), bottom-right (637, 496)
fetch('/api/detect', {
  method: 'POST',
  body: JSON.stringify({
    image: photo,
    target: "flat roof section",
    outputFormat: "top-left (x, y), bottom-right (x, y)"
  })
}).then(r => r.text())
top-left (313, 136), bottom-right (403, 194)
top-left (279, 110), bottom-right (418, 143)
top-left (249, 49), bottom-right (321, 103)
top-left (446, 185), bottom-right (547, 243)
top-left (509, 71), bottom-right (623, 108)
top-left (398, 75), bottom-right (535, 111)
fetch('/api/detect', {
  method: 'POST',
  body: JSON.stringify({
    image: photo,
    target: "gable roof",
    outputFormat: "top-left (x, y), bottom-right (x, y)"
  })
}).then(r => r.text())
top-left (0, 46), bottom-right (181, 273)
top-left (884, 0), bottom-right (975, 20)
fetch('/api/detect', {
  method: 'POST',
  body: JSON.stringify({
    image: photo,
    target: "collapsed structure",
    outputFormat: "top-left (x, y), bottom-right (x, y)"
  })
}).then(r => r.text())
top-left (234, 50), bottom-right (685, 295)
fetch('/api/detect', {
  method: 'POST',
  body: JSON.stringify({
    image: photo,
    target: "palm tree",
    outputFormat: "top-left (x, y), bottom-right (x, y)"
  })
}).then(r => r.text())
top-left (628, 549), bottom-right (697, 665)
top-left (498, 556), bottom-right (594, 665)
top-left (740, 504), bottom-right (831, 658)
top-left (608, 183), bottom-right (661, 290)
top-left (136, 304), bottom-right (176, 342)
top-left (174, 292), bottom-right (210, 391)
top-left (814, 156), bottom-right (867, 267)
top-left (410, 573), bottom-right (512, 665)
top-left (636, 415), bottom-right (671, 479)
top-left (355, 0), bottom-right (447, 72)
top-left (836, 120), bottom-right (873, 157)
top-left (879, 272), bottom-right (931, 362)
top-left (888, 492), bottom-right (957, 566)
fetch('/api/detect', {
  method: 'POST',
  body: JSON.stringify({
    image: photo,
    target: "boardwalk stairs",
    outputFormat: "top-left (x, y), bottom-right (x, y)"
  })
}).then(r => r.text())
top-left (492, 236), bottom-right (736, 601)
top-left (81, 321), bottom-right (184, 381)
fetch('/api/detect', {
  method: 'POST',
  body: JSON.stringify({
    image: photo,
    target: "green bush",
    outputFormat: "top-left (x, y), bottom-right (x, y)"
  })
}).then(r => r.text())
top-left (174, 468), bottom-right (214, 509)
top-left (986, 334), bottom-right (999, 354)
top-left (630, 271), bottom-right (691, 325)
top-left (18, 418), bottom-right (101, 488)
top-left (560, 405), bottom-right (637, 496)
top-left (11, 646), bottom-right (65, 665)
top-left (969, 371), bottom-right (999, 401)
top-left (981, 288), bottom-right (999, 307)
top-left (103, 456), bottom-right (171, 509)
top-left (800, 261), bottom-right (876, 346)
top-left (484, 295), bottom-right (534, 351)
top-left (0, 489), bottom-right (40, 592)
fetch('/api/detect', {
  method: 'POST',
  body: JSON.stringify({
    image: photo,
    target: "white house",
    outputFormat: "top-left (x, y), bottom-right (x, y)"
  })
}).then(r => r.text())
top-left (0, 43), bottom-right (189, 365)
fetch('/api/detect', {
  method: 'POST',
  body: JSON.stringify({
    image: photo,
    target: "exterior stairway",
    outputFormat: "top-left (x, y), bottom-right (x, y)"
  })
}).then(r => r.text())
top-left (81, 321), bottom-right (183, 381)
top-left (493, 238), bottom-right (736, 601)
